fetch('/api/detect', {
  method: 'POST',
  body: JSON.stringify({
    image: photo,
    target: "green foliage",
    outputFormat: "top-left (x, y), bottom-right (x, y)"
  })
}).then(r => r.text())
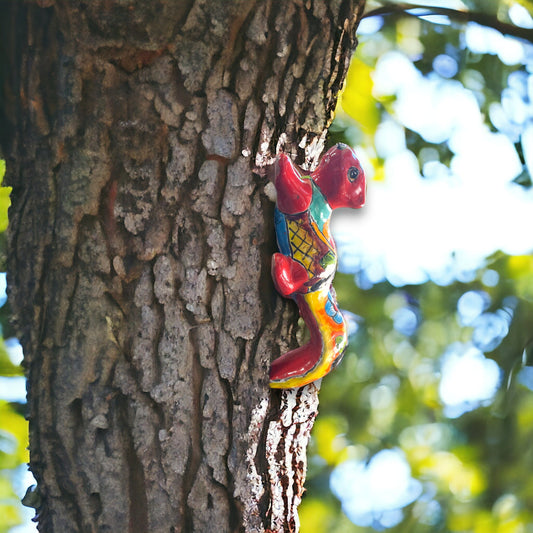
top-left (0, 339), bottom-right (21, 377)
top-left (0, 478), bottom-right (23, 533)
top-left (303, 257), bottom-right (533, 531)
top-left (303, 2), bottom-right (533, 532)
top-left (0, 401), bottom-right (29, 470)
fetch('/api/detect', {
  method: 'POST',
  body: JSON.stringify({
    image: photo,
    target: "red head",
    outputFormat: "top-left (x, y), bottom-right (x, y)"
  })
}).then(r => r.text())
top-left (311, 143), bottom-right (366, 210)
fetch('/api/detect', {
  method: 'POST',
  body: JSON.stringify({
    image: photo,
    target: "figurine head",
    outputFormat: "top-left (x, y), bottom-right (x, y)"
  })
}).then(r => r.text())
top-left (311, 143), bottom-right (366, 210)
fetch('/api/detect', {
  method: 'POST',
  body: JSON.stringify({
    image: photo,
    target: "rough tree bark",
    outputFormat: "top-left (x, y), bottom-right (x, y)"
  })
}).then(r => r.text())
top-left (1, 1), bottom-right (364, 531)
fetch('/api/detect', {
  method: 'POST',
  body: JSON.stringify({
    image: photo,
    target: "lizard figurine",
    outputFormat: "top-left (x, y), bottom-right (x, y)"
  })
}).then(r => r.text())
top-left (270, 143), bottom-right (366, 388)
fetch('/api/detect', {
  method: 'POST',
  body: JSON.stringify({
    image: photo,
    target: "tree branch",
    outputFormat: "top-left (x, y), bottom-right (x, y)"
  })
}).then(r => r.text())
top-left (363, 3), bottom-right (533, 44)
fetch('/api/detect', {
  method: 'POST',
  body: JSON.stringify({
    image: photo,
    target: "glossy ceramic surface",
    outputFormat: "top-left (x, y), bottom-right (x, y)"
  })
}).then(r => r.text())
top-left (270, 143), bottom-right (366, 388)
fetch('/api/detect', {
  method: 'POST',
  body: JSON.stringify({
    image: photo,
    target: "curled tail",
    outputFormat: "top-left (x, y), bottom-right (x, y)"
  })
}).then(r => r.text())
top-left (269, 287), bottom-right (347, 389)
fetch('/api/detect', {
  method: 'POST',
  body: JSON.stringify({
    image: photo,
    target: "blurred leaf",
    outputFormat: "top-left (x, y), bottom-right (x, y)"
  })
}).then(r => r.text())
top-left (512, 167), bottom-right (532, 187)
top-left (0, 186), bottom-right (10, 234)
top-left (458, 0), bottom-right (500, 15)
top-left (506, 256), bottom-right (533, 301)
top-left (0, 497), bottom-right (22, 533)
top-left (0, 337), bottom-right (22, 376)
top-left (338, 57), bottom-right (380, 137)
top-left (0, 401), bottom-right (29, 469)
top-left (514, 0), bottom-right (533, 15)
top-left (312, 415), bottom-right (351, 466)
top-left (299, 498), bottom-right (335, 533)
top-left (0, 402), bottom-right (28, 532)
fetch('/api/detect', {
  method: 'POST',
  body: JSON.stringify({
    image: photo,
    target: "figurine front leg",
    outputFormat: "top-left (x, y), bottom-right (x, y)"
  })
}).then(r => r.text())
top-left (271, 253), bottom-right (309, 297)
top-left (274, 153), bottom-right (313, 215)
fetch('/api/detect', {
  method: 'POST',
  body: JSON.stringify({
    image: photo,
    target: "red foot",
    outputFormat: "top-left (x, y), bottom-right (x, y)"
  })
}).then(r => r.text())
top-left (272, 253), bottom-right (309, 297)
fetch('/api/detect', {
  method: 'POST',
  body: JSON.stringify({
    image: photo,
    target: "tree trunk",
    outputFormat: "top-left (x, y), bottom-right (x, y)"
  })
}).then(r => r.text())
top-left (1, 1), bottom-right (364, 531)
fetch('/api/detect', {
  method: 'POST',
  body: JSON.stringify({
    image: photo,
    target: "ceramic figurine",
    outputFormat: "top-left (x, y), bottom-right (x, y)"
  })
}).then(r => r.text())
top-left (270, 143), bottom-right (366, 388)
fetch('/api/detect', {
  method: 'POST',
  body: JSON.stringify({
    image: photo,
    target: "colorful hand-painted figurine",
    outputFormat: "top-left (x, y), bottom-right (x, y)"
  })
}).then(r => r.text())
top-left (270, 143), bottom-right (366, 388)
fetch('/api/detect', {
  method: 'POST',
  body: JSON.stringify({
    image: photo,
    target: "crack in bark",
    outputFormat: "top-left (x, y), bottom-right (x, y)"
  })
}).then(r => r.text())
top-left (118, 394), bottom-right (150, 533)
top-left (181, 323), bottom-right (206, 530)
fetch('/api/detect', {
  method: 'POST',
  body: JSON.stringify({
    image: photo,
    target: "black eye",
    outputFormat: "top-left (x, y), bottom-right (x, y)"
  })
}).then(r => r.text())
top-left (348, 166), bottom-right (359, 182)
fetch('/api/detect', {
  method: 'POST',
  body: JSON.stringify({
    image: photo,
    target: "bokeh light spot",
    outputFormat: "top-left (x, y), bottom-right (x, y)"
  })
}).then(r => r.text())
top-left (439, 344), bottom-right (501, 417)
top-left (330, 449), bottom-right (422, 529)
top-left (433, 54), bottom-right (458, 78)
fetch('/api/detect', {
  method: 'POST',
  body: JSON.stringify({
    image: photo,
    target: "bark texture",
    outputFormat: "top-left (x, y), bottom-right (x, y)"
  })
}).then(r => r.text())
top-left (1, 1), bottom-right (364, 531)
